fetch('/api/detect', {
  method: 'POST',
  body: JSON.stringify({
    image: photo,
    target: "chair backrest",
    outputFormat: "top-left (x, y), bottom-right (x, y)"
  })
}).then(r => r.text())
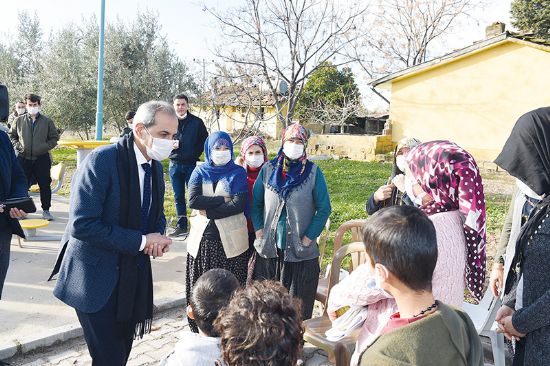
top-left (50, 162), bottom-right (66, 194)
top-left (463, 288), bottom-right (502, 334)
top-left (332, 219), bottom-right (367, 255)
top-left (326, 242), bottom-right (367, 306)
top-left (318, 218), bottom-right (331, 266)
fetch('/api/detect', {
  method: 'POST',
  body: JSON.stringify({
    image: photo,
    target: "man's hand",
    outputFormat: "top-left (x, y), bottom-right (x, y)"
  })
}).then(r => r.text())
top-left (301, 236), bottom-right (312, 247)
top-left (373, 184), bottom-right (393, 204)
top-left (224, 196), bottom-right (232, 203)
top-left (0, 206), bottom-right (28, 219)
top-left (198, 210), bottom-right (207, 216)
top-left (490, 264), bottom-right (504, 297)
top-left (144, 233), bottom-right (172, 258)
top-left (255, 229), bottom-right (263, 240)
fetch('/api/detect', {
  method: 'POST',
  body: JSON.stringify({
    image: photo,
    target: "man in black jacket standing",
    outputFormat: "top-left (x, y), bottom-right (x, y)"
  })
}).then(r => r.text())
top-left (168, 94), bottom-right (208, 238)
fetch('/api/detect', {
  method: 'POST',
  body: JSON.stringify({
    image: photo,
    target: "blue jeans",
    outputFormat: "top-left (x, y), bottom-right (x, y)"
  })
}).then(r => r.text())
top-left (169, 161), bottom-right (196, 231)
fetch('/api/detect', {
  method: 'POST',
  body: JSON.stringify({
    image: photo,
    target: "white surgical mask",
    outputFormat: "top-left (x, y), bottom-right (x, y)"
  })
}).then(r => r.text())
top-left (211, 150), bottom-right (232, 166)
top-left (27, 106), bottom-right (40, 115)
top-left (283, 142), bottom-right (304, 160)
top-left (395, 155), bottom-right (407, 172)
top-left (16, 108), bottom-right (26, 115)
top-left (144, 128), bottom-right (174, 161)
top-left (516, 179), bottom-right (542, 200)
top-left (245, 155), bottom-right (264, 168)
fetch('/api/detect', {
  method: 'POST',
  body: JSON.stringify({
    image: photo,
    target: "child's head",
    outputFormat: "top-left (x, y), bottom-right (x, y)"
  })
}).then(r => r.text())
top-left (363, 205), bottom-right (437, 293)
top-left (214, 280), bottom-right (303, 366)
top-left (188, 268), bottom-right (240, 337)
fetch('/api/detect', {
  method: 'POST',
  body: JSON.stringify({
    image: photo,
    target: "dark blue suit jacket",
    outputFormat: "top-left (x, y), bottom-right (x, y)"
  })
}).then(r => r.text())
top-left (0, 131), bottom-right (26, 237)
top-left (53, 144), bottom-right (166, 313)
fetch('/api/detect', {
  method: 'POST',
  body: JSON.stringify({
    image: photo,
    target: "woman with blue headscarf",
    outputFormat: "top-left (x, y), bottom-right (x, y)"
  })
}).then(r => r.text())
top-left (186, 131), bottom-right (249, 333)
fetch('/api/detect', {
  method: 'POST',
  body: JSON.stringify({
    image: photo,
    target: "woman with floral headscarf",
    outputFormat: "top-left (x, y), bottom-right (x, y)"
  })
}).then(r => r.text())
top-left (405, 140), bottom-right (487, 304)
top-left (493, 107), bottom-right (550, 366)
top-left (251, 123), bottom-right (331, 319)
top-left (325, 140), bottom-right (486, 365)
top-left (186, 131), bottom-right (249, 333)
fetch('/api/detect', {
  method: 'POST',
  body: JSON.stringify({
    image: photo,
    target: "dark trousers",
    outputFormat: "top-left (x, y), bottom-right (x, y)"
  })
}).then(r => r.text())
top-left (76, 289), bottom-right (135, 366)
top-left (253, 252), bottom-right (320, 320)
top-left (168, 161), bottom-right (195, 231)
top-left (0, 229), bottom-right (12, 300)
top-left (18, 153), bottom-right (52, 210)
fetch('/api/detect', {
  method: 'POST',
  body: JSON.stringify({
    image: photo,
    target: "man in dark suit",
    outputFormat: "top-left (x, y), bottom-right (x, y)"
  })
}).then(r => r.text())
top-left (0, 130), bottom-right (28, 299)
top-left (52, 101), bottom-right (177, 365)
top-left (168, 93), bottom-right (208, 238)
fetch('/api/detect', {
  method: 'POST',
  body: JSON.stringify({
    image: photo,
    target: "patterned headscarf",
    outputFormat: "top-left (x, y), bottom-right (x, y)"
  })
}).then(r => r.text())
top-left (240, 135), bottom-right (268, 164)
top-left (406, 140), bottom-right (487, 301)
top-left (267, 123), bottom-right (313, 198)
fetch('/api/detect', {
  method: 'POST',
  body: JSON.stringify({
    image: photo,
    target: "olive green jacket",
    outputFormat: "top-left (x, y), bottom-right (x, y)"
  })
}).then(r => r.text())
top-left (359, 302), bottom-right (483, 366)
top-left (10, 113), bottom-right (59, 160)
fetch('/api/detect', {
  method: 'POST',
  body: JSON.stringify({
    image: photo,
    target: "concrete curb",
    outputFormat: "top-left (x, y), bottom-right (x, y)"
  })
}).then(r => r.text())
top-left (0, 296), bottom-right (185, 361)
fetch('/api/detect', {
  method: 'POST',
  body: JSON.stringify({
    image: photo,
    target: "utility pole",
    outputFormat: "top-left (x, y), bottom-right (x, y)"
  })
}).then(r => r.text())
top-left (95, 0), bottom-right (106, 140)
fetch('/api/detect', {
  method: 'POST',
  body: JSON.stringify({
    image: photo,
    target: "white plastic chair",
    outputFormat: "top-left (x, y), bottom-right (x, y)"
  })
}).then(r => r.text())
top-left (462, 290), bottom-right (505, 366)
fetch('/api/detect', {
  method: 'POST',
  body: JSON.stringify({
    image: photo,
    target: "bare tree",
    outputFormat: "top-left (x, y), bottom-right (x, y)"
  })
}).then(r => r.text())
top-left (205, 0), bottom-right (369, 130)
top-left (299, 89), bottom-right (364, 133)
top-left (364, 0), bottom-right (480, 71)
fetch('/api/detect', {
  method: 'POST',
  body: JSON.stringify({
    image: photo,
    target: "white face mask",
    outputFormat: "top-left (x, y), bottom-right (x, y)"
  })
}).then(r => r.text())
top-left (283, 142), bottom-right (304, 160)
top-left (211, 150), bottom-right (232, 166)
top-left (144, 128), bottom-right (174, 161)
top-left (27, 106), bottom-right (40, 115)
top-left (395, 155), bottom-right (407, 172)
top-left (516, 179), bottom-right (542, 200)
top-left (16, 108), bottom-right (26, 115)
top-left (245, 154), bottom-right (264, 168)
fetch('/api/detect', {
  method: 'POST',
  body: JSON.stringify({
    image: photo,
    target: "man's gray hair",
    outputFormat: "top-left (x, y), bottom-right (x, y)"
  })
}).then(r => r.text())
top-left (133, 101), bottom-right (177, 128)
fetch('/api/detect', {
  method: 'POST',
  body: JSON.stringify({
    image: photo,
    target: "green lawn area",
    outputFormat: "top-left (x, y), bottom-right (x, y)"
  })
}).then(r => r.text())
top-left (51, 147), bottom-right (509, 270)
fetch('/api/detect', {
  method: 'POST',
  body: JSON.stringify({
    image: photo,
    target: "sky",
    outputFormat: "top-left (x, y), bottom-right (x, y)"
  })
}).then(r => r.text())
top-left (0, 0), bottom-right (514, 108)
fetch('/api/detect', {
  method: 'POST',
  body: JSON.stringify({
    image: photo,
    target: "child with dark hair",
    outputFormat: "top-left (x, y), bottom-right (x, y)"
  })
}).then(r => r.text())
top-left (357, 205), bottom-right (483, 365)
top-left (160, 269), bottom-right (239, 366)
top-left (214, 280), bottom-right (304, 366)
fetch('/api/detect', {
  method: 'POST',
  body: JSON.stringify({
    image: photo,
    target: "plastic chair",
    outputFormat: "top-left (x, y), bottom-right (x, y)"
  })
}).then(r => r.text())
top-left (462, 290), bottom-right (505, 366)
top-left (304, 242), bottom-right (367, 364)
top-left (316, 219), bottom-right (367, 313)
top-left (29, 162), bottom-right (66, 194)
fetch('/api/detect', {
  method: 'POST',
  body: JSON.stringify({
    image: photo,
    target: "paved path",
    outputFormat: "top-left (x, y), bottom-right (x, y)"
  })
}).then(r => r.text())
top-left (5, 307), bottom-right (333, 366)
top-left (0, 194), bottom-right (187, 351)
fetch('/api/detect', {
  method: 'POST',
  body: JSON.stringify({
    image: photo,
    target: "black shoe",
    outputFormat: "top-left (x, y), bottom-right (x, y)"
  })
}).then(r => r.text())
top-left (169, 227), bottom-right (188, 238)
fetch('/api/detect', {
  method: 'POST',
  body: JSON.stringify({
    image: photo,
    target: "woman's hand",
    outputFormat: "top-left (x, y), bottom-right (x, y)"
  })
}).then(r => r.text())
top-left (224, 196), bottom-right (232, 203)
top-left (301, 236), bottom-right (312, 246)
top-left (373, 185), bottom-right (393, 204)
top-left (199, 210), bottom-right (207, 216)
top-left (255, 229), bottom-right (263, 239)
top-left (489, 264), bottom-right (504, 297)
top-left (498, 315), bottom-right (525, 340)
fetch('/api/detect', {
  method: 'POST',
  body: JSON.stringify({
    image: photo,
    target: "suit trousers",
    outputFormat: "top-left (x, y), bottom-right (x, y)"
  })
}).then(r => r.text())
top-left (76, 287), bottom-right (135, 366)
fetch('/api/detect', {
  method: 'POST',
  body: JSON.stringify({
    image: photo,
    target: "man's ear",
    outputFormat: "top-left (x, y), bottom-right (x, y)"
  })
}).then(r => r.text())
top-left (375, 264), bottom-right (390, 284)
top-left (186, 305), bottom-right (195, 320)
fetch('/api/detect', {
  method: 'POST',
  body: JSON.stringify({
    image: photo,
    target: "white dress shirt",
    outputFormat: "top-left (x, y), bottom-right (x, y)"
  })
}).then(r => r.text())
top-left (134, 143), bottom-right (152, 251)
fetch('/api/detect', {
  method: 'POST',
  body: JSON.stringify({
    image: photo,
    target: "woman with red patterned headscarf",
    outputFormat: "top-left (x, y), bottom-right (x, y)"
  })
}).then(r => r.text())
top-left (405, 140), bottom-right (487, 304)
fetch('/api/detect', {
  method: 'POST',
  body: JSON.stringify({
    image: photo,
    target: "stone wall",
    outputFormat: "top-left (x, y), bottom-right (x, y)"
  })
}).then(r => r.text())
top-left (307, 134), bottom-right (394, 161)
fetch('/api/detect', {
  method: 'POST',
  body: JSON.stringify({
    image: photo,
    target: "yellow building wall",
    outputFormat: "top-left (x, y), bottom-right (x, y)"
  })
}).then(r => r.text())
top-left (388, 41), bottom-right (550, 162)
